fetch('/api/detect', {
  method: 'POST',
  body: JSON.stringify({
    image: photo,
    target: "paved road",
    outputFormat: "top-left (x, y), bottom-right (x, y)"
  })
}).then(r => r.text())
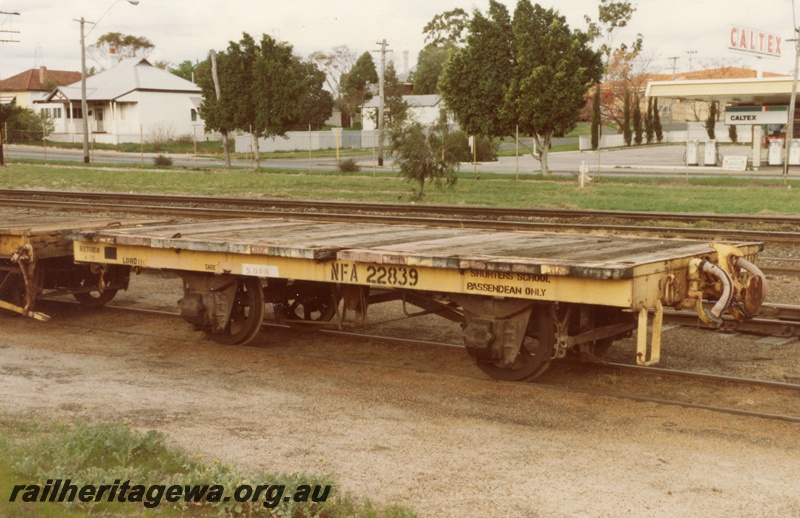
top-left (4, 142), bottom-right (794, 179)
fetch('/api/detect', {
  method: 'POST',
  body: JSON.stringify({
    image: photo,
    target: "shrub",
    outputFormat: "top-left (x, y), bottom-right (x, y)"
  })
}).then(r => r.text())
top-left (338, 158), bottom-right (361, 172)
top-left (441, 131), bottom-right (498, 162)
top-left (153, 154), bottom-right (173, 166)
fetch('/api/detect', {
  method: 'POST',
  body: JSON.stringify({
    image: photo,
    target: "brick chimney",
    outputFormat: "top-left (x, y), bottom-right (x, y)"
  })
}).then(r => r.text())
top-left (38, 66), bottom-right (47, 85)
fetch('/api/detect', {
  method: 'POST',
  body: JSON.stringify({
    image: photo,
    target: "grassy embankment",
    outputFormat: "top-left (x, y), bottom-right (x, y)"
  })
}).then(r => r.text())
top-left (1, 162), bottom-right (798, 217)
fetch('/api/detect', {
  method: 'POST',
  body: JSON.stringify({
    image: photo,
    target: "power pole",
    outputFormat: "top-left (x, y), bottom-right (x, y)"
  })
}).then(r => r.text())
top-left (784, 30), bottom-right (800, 183)
top-left (75, 16), bottom-right (93, 164)
top-left (209, 50), bottom-right (231, 168)
top-left (667, 56), bottom-right (679, 132)
top-left (686, 50), bottom-right (697, 72)
top-left (668, 56), bottom-right (680, 80)
top-left (0, 10), bottom-right (20, 43)
top-left (0, 10), bottom-right (20, 166)
top-left (373, 39), bottom-right (391, 166)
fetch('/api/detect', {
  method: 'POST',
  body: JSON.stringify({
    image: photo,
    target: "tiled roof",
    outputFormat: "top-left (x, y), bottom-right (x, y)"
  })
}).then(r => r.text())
top-left (0, 67), bottom-right (82, 92)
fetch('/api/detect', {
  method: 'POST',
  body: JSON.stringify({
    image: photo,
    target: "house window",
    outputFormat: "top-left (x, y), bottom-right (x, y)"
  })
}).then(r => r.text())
top-left (71, 107), bottom-right (83, 119)
top-left (190, 108), bottom-right (198, 122)
top-left (41, 107), bottom-right (61, 119)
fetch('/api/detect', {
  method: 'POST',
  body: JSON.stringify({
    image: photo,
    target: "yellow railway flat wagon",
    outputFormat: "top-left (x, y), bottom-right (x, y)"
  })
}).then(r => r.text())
top-left (73, 218), bottom-right (767, 381)
top-left (0, 211), bottom-right (160, 320)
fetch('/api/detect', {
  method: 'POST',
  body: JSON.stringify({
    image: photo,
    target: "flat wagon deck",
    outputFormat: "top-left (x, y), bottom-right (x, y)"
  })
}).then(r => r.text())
top-left (73, 217), bottom-right (767, 380)
top-left (0, 211), bottom-right (161, 319)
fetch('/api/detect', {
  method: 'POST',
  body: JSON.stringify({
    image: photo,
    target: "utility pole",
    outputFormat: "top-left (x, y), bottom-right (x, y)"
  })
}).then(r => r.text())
top-left (75, 16), bottom-right (93, 163)
top-left (686, 50), bottom-right (697, 72)
top-left (0, 10), bottom-right (20, 166)
top-left (0, 10), bottom-right (20, 43)
top-left (209, 50), bottom-right (231, 168)
top-left (667, 56), bottom-right (679, 132)
top-left (668, 56), bottom-right (680, 80)
top-left (373, 39), bottom-right (391, 166)
top-left (784, 30), bottom-right (800, 184)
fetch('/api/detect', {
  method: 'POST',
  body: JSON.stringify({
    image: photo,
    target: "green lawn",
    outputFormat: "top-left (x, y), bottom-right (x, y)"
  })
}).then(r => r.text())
top-left (0, 418), bottom-right (416, 517)
top-left (1, 162), bottom-right (799, 215)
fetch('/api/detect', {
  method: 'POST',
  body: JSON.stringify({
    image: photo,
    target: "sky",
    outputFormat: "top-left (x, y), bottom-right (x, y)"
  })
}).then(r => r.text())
top-left (1, 0), bottom-right (799, 82)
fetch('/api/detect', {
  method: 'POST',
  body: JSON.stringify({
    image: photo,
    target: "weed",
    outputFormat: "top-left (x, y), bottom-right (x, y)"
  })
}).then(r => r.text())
top-left (338, 158), bottom-right (361, 172)
top-left (153, 154), bottom-right (173, 167)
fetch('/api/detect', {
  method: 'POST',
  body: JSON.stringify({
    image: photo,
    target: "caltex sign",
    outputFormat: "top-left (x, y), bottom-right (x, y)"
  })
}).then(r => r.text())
top-left (728, 26), bottom-right (782, 58)
top-left (725, 105), bottom-right (788, 125)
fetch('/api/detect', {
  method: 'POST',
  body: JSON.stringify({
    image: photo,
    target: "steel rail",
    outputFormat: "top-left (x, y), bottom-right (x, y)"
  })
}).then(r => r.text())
top-left (2, 196), bottom-right (798, 245)
top-left (3, 188), bottom-right (800, 227)
top-left (39, 300), bottom-right (800, 424)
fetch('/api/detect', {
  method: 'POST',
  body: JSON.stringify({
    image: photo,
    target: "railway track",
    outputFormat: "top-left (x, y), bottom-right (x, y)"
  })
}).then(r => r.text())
top-left (32, 299), bottom-right (800, 424)
top-left (2, 189), bottom-right (800, 245)
top-left (3, 188), bottom-right (800, 227)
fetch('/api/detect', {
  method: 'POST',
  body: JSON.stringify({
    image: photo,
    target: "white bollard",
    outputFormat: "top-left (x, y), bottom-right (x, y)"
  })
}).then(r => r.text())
top-left (579, 161), bottom-right (591, 188)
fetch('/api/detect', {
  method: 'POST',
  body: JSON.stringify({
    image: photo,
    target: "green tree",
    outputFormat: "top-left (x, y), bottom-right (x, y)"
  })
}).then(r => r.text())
top-left (88, 32), bottom-right (154, 67)
top-left (340, 52), bottom-right (378, 128)
top-left (591, 84), bottom-right (602, 150)
top-left (0, 104), bottom-right (31, 142)
top-left (197, 32), bottom-right (328, 169)
top-left (622, 89), bottom-right (632, 146)
top-left (705, 101), bottom-right (718, 140)
top-left (413, 9), bottom-right (471, 95)
top-left (439, 0), bottom-right (602, 173)
top-left (290, 60), bottom-right (335, 130)
top-left (584, 0), bottom-right (642, 60)
top-left (422, 8), bottom-right (470, 47)
top-left (388, 116), bottom-right (459, 201)
top-left (728, 123), bottom-right (737, 144)
top-left (645, 96), bottom-right (654, 144)
top-left (653, 97), bottom-right (663, 143)
top-left (170, 59), bottom-right (199, 82)
top-left (411, 43), bottom-right (456, 95)
top-left (633, 93), bottom-right (643, 145)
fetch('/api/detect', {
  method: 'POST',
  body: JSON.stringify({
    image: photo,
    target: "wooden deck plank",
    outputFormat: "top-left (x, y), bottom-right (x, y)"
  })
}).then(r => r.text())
top-left (0, 212), bottom-right (166, 258)
top-left (72, 218), bottom-right (757, 278)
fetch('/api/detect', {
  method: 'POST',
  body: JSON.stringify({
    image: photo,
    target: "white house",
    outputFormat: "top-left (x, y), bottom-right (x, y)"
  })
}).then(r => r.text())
top-left (35, 58), bottom-right (205, 144)
top-left (361, 94), bottom-right (444, 130)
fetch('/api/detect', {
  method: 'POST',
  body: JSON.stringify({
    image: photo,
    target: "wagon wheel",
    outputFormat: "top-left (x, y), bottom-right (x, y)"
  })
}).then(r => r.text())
top-left (72, 271), bottom-right (119, 308)
top-left (207, 277), bottom-right (265, 345)
top-left (273, 280), bottom-right (337, 331)
top-left (474, 308), bottom-right (556, 382)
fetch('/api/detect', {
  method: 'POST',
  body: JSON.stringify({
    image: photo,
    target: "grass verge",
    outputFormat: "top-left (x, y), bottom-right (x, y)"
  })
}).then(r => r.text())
top-left (1, 162), bottom-right (799, 215)
top-left (0, 418), bottom-right (416, 517)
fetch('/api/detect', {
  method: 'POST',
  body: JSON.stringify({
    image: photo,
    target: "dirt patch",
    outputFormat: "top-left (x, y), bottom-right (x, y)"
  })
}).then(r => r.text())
top-left (1, 271), bottom-right (799, 516)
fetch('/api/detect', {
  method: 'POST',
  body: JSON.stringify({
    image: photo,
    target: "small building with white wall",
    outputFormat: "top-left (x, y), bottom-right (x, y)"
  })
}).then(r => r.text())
top-left (361, 94), bottom-right (443, 131)
top-left (35, 58), bottom-right (205, 145)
